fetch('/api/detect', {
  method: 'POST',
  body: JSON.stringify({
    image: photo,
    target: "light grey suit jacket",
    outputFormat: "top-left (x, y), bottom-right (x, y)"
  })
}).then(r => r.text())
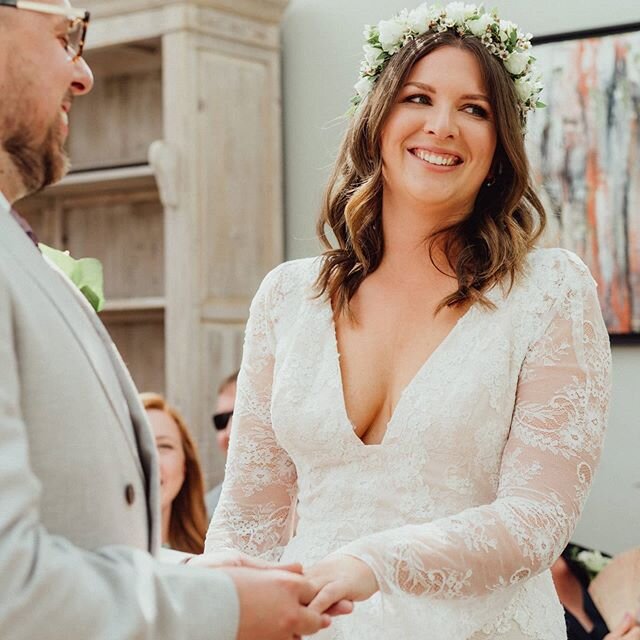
top-left (0, 205), bottom-right (239, 640)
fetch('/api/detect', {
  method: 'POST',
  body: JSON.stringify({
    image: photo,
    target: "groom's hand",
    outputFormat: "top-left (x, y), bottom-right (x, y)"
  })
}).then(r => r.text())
top-left (224, 566), bottom-right (332, 640)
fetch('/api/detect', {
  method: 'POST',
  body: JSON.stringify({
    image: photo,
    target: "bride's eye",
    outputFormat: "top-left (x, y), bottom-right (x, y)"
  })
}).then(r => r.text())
top-left (404, 94), bottom-right (432, 106)
top-left (463, 103), bottom-right (490, 119)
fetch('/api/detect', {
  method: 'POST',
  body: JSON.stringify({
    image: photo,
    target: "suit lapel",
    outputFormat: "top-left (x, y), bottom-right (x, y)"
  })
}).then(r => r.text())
top-left (1, 209), bottom-right (147, 469)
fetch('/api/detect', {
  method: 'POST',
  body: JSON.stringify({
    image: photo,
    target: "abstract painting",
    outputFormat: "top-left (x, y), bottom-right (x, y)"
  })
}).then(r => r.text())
top-left (526, 25), bottom-right (640, 334)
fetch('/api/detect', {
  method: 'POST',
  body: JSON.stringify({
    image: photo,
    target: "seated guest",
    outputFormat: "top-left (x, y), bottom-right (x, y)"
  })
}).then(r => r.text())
top-left (552, 543), bottom-right (639, 640)
top-left (141, 392), bottom-right (208, 553)
top-left (206, 371), bottom-right (238, 516)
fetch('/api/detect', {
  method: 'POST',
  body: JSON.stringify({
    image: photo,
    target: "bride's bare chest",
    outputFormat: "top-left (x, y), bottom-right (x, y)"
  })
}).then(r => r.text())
top-left (334, 289), bottom-right (469, 444)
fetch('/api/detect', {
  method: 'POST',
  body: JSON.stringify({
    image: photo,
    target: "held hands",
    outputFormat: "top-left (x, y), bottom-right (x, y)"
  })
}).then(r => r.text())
top-left (306, 554), bottom-right (379, 615)
top-left (186, 551), bottom-right (356, 639)
top-left (225, 565), bottom-right (332, 640)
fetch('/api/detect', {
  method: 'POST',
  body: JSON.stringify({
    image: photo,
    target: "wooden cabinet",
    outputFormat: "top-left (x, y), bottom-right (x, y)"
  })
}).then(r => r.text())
top-left (17, 0), bottom-right (288, 487)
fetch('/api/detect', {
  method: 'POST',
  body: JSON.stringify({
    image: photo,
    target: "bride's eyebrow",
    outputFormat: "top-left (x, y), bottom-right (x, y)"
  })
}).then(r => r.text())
top-left (461, 93), bottom-right (491, 103)
top-left (404, 82), bottom-right (435, 92)
top-left (404, 82), bottom-right (490, 103)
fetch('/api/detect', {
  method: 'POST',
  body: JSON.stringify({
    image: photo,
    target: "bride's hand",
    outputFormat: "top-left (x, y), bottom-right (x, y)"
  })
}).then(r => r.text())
top-left (306, 554), bottom-right (379, 614)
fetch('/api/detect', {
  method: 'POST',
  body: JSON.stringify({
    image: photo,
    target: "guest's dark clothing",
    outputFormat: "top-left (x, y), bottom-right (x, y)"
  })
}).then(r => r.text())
top-left (562, 545), bottom-right (610, 640)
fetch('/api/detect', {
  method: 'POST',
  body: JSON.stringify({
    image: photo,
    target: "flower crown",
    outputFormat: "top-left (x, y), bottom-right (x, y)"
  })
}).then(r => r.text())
top-left (351, 2), bottom-right (544, 125)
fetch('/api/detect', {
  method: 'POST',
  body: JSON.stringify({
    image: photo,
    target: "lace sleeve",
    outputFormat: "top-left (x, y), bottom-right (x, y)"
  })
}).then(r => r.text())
top-left (338, 255), bottom-right (611, 598)
top-left (205, 267), bottom-right (298, 561)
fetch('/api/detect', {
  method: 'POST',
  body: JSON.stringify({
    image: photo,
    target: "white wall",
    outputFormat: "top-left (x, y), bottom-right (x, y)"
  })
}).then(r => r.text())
top-left (282, 0), bottom-right (640, 552)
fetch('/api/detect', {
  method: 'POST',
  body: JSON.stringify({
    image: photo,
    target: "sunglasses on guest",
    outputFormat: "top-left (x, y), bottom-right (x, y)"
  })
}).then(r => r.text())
top-left (212, 411), bottom-right (233, 431)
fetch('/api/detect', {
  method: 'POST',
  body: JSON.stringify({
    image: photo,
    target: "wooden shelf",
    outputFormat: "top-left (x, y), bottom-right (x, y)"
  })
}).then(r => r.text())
top-left (43, 164), bottom-right (157, 197)
top-left (100, 296), bottom-right (165, 322)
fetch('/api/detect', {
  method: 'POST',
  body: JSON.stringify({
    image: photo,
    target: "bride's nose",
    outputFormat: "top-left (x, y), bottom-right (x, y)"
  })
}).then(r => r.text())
top-left (423, 104), bottom-right (458, 139)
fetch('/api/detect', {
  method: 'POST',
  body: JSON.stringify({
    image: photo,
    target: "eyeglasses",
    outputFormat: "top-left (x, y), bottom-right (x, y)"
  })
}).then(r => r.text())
top-left (0, 0), bottom-right (90, 61)
top-left (212, 411), bottom-right (233, 431)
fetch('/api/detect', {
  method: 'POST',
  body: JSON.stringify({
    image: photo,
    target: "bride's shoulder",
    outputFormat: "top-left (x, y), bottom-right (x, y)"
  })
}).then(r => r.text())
top-left (253, 256), bottom-right (322, 309)
top-left (524, 247), bottom-right (595, 294)
top-left (500, 247), bottom-right (599, 320)
top-left (258, 256), bottom-right (321, 290)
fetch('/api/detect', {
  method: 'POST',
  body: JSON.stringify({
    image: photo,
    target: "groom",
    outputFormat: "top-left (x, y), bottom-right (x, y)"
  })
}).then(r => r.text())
top-left (0, 2), bottom-right (337, 639)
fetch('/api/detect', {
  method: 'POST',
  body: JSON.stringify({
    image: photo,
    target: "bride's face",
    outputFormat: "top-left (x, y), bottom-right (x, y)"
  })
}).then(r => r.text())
top-left (380, 45), bottom-right (497, 217)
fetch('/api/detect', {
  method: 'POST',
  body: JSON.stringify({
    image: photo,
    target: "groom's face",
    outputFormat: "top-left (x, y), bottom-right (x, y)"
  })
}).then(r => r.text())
top-left (0, 0), bottom-right (94, 196)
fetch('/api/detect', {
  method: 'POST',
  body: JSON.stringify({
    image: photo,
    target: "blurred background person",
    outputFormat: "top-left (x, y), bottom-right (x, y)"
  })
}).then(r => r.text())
top-left (141, 392), bottom-right (208, 554)
top-left (206, 371), bottom-right (238, 516)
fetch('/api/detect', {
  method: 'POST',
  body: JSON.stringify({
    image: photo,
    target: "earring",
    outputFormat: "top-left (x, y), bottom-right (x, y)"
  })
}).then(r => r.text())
top-left (485, 176), bottom-right (495, 187)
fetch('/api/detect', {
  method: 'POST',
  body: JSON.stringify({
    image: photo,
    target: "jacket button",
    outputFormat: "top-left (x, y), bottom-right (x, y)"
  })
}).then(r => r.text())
top-left (125, 484), bottom-right (135, 505)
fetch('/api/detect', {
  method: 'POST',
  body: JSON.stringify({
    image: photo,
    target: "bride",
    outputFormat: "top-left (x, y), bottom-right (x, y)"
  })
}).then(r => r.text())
top-left (205, 3), bottom-right (611, 638)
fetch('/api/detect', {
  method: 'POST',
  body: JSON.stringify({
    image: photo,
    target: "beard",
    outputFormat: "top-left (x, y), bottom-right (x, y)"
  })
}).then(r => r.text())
top-left (3, 115), bottom-right (70, 196)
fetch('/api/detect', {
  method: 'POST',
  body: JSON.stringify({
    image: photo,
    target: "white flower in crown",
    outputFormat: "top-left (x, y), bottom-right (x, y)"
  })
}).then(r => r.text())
top-left (499, 19), bottom-right (518, 41)
top-left (514, 77), bottom-right (533, 102)
top-left (407, 3), bottom-right (431, 33)
top-left (445, 2), bottom-right (477, 25)
top-left (363, 24), bottom-right (376, 41)
top-left (445, 2), bottom-right (467, 24)
top-left (354, 75), bottom-right (374, 100)
top-left (363, 43), bottom-right (384, 69)
top-left (515, 76), bottom-right (542, 103)
top-left (504, 50), bottom-right (529, 76)
top-left (468, 12), bottom-right (492, 36)
top-left (377, 16), bottom-right (409, 53)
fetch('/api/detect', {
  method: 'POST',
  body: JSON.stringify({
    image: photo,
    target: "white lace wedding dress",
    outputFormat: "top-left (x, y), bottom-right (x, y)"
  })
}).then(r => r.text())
top-left (205, 248), bottom-right (611, 640)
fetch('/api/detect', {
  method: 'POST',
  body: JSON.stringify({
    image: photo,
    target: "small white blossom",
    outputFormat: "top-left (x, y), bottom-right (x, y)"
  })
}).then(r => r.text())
top-left (504, 50), bottom-right (529, 75)
top-left (378, 17), bottom-right (408, 53)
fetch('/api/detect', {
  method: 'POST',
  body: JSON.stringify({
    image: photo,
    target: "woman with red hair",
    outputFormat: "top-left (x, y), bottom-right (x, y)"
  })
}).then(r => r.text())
top-left (141, 392), bottom-right (208, 554)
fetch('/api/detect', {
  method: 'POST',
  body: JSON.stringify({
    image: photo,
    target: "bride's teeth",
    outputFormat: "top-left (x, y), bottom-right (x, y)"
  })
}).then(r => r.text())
top-left (61, 110), bottom-right (69, 126)
top-left (413, 150), bottom-right (459, 166)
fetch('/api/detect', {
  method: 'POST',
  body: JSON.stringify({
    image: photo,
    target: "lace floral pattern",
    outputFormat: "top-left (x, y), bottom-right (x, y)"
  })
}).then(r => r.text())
top-left (206, 248), bottom-right (611, 639)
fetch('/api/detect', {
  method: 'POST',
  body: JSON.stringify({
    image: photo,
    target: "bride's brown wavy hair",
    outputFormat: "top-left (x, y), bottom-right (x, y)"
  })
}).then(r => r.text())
top-left (316, 31), bottom-right (546, 315)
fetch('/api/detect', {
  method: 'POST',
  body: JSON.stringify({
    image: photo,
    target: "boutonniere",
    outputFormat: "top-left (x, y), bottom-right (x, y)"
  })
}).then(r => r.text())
top-left (39, 244), bottom-right (105, 312)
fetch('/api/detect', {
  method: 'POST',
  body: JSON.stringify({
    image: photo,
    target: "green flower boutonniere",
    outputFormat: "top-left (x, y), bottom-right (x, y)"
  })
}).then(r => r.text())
top-left (39, 244), bottom-right (105, 312)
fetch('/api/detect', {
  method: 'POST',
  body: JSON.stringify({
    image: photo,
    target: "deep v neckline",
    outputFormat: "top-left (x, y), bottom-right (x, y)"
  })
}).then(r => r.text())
top-left (326, 298), bottom-right (477, 448)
